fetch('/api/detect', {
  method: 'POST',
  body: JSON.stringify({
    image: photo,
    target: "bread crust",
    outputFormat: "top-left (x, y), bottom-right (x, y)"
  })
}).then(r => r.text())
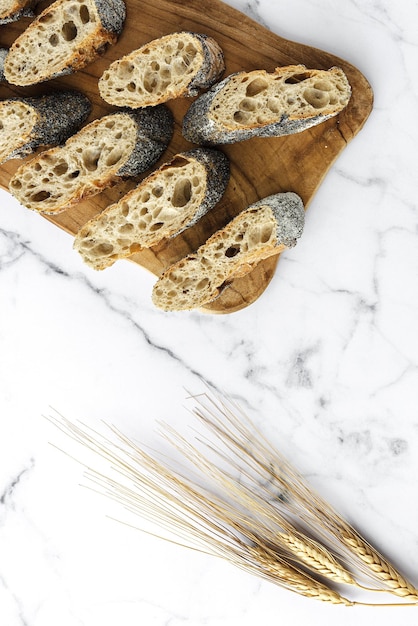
top-left (186, 33), bottom-right (226, 96)
top-left (182, 65), bottom-right (351, 145)
top-left (0, 0), bottom-right (39, 24)
top-left (152, 192), bottom-right (305, 311)
top-left (115, 105), bottom-right (174, 177)
top-left (74, 147), bottom-right (230, 270)
top-left (98, 31), bottom-right (225, 108)
top-left (0, 49), bottom-right (7, 83)
top-left (3, 0), bottom-right (126, 86)
top-left (0, 91), bottom-right (92, 164)
top-left (9, 106), bottom-right (173, 214)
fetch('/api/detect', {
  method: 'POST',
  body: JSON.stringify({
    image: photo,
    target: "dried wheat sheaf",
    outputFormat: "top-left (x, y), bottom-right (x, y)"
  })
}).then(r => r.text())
top-left (48, 392), bottom-right (418, 607)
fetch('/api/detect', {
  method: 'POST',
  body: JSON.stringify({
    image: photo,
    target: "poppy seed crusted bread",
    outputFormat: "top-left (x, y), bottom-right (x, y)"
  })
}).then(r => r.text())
top-left (9, 106), bottom-right (173, 214)
top-left (3, 0), bottom-right (126, 86)
top-left (74, 148), bottom-right (230, 269)
top-left (182, 65), bottom-right (351, 145)
top-left (98, 31), bottom-right (225, 108)
top-left (0, 49), bottom-right (8, 82)
top-left (0, 0), bottom-right (39, 24)
top-left (0, 91), bottom-right (91, 165)
top-left (152, 192), bottom-right (305, 311)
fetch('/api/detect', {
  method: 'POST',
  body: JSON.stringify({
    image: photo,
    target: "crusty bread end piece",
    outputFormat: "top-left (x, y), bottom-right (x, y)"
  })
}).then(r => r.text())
top-left (4, 0), bottom-right (126, 86)
top-left (0, 91), bottom-right (91, 165)
top-left (98, 31), bottom-right (225, 108)
top-left (152, 192), bottom-right (305, 311)
top-left (74, 148), bottom-right (230, 270)
top-left (182, 64), bottom-right (351, 145)
top-left (0, 0), bottom-right (39, 24)
top-left (9, 106), bottom-right (173, 214)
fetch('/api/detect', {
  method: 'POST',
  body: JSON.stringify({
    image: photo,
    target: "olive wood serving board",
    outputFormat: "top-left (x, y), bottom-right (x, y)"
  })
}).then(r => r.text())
top-left (0, 0), bottom-right (373, 313)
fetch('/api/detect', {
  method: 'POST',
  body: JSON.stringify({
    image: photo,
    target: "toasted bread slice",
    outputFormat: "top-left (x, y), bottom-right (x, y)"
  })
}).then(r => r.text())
top-left (98, 31), bottom-right (225, 108)
top-left (3, 0), bottom-right (126, 85)
top-left (9, 106), bottom-right (173, 214)
top-left (182, 65), bottom-right (351, 145)
top-left (152, 192), bottom-right (305, 311)
top-left (0, 91), bottom-right (91, 164)
top-left (74, 148), bottom-right (230, 269)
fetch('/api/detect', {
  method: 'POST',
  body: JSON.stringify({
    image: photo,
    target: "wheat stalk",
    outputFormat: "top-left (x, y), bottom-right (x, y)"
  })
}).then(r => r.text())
top-left (46, 392), bottom-right (418, 607)
top-left (50, 413), bottom-right (354, 605)
top-left (186, 391), bottom-right (418, 601)
top-left (162, 422), bottom-right (357, 587)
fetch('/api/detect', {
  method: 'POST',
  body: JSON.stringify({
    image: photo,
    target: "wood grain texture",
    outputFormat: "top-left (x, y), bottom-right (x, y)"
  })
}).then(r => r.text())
top-left (0, 0), bottom-right (373, 313)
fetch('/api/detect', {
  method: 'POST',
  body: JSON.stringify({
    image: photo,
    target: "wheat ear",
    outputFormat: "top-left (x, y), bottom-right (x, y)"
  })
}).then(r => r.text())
top-left (275, 531), bottom-right (356, 586)
top-left (338, 525), bottom-right (418, 601)
top-left (248, 545), bottom-right (353, 605)
top-left (187, 391), bottom-right (418, 601)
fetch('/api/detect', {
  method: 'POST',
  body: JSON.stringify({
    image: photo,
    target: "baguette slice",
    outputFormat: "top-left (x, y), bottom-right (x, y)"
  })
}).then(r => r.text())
top-left (0, 0), bottom-right (38, 24)
top-left (183, 65), bottom-right (351, 145)
top-left (0, 91), bottom-right (91, 165)
top-left (152, 192), bottom-right (305, 311)
top-left (3, 0), bottom-right (126, 86)
top-left (74, 148), bottom-right (230, 270)
top-left (98, 31), bottom-right (225, 108)
top-left (9, 106), bottom-right (173, 214)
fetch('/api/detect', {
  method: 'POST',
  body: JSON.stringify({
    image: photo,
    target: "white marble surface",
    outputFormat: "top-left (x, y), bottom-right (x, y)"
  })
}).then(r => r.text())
top-left (1, 0), bottom-right (418, 624)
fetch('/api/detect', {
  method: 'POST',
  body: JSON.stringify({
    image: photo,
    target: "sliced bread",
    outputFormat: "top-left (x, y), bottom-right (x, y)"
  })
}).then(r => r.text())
top-left (0, 0), bottom-right (39, 24)
top-left (9, 106), bottom-right (173, 214)
top-left (182, 64), bottom-right (351, 145)
top-left (0, 91), bottom-right (91, 165)
top-left (74, 148), bottom-right (230, 270)
top-left (98, 31), bottom-right (225, 108)
top-left (152, 192), bottom-right (305, 311)
top-left (3, 0), bottom-right (126, 86)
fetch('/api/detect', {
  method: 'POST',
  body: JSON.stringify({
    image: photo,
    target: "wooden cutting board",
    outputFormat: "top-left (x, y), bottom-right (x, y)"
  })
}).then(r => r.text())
top-left (0, 0), bottom-right (373, 313)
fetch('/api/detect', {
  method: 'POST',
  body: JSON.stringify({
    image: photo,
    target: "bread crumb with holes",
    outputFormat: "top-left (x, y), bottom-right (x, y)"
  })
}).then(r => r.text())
top-left (9, 106), bottom-right (173, 214)
top-left (74, 148), bottom-right (230, 269)
top-left (99, 31), bottom-right (225, 107)
top-left (183, 64), bottom-right (351, 145)
top-left (4, 0), bottom-right (126, 85)
top-left (152, 192), bottom-right (305, 311)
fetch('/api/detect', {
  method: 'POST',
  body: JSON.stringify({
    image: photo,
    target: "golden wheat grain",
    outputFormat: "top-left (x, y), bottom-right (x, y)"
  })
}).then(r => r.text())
top-left (249, 545), bottom-right (353, 605)
top-left (338, 527), bottom-right (418, 601)
top-left (275, 531), bottom-right (356, 586)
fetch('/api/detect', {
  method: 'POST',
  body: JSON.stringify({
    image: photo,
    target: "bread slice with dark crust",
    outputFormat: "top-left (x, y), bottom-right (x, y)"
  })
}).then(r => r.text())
top-left (3, 0), bottom-right (126, 86)
top-left (9, 106), bottom-right (173, 214)
top-left (74, 148), bottom-right (230, 270)
top-left (152, 192), bottom-right (305, 311)
top-left (0, 91), bottom-right (91, 164)
top-left (182, 65), bottom-right (351, 145)
top-left (0, 0), bottom-right (39, 24)
top-left (98, 31), bottom-right (225, 108)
